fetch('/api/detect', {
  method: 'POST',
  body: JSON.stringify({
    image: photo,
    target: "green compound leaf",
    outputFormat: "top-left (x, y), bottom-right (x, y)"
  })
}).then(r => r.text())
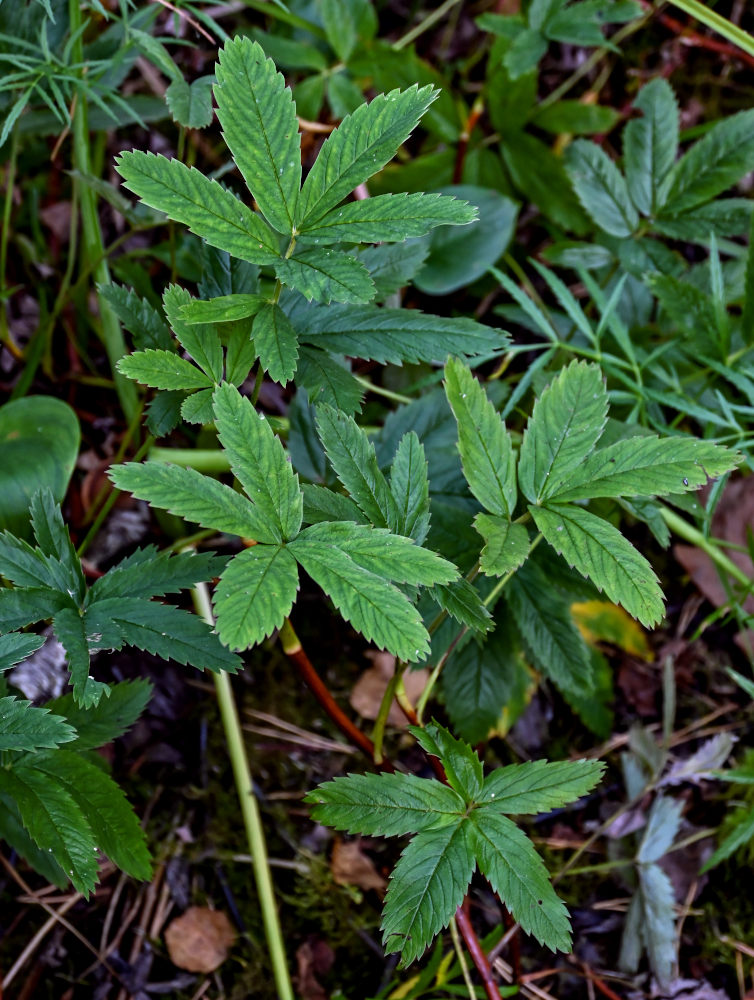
top-left (297, 349), bottom-right (364, 414)
top-left (179, 293), bottom-right (267, 325)
top-left (478, 758), bottom-right (605, 813)
top-left (110, 461), bottom-right (275, 543)
top-left (623, 78), bottom-right (679, 216)
top-left (29, 491), bottom-right (85, 602)
top-left (531, 503), bottom-right (664, 627)
top-left (0, 632), bottom-right (46, 672)
top-left (565, 139), bottom-right (638, 237)
top-left (117, 349), bottom-right (214, 391)
top-left (0, 697), bottom-right (76, 751)
top-left (305, 771), bottom-right (465, 837)
top-left (294, 522), bottom-right (458, 588)
top-left (163, 285), bottom-right (224, 384)
top-left (53, 606), bottom-right (107, 708)
top-left (475, 514), bottom-right (530, 577)
top-left (252, 303), bottom-right (299, 384)
top-left (214, 545), bottom-right (299, 651)
top-left (444, 358), bottom-right (517, 519)
top-left (382, 822), bottom-right (475, 967)
top-left (664, 108), bottom-right (754, 215)
top-left (289, 535), bottom-right (430, 662)
top-left (99, 283), bottom-right (172, 350)
top-left (547, 435), bottom-right (739, 503)
top-left (0, 764), bottom-right (99, 896)
top-left (505, 560), bottom-right (593, 694)
top-left (429, 579), bottom-right (493, 635)
top-left (47, 679), bottom-right (152, 751)
top-left (297, 192), bottom-right (477, 244)
top-left (315, 404), bottom-right (399, 531)
top-left (214, 37), bottom-right (301, 235)
top-left (90, 547), bottom-right (225, 602)
top-left (411, 721), bottom-right (484, 800)
top-left (301, 304), bottom-right (504, 365)
top-left (274, 249), bottom-right (376, 304)
top-left (469, 810), bottom-right (572, 953)
top-left (32, 750), bottom-right (152, 882)
top-left (91, 599), bottom-right (242, 674)
top-left (0, 588), bottom-right (70, 633)
top-left (518, 361), bottom-right (608, 504)
top-left (297, 85), bottom-right (438, 227)
top-left (389, 432), bottom-right (430, 544)
top-left (213, 383), bottom-right (303, 542)
top-left (165, 74), bottom-right (214, 130)
top-left (115, 151), bottom-right (280, 265)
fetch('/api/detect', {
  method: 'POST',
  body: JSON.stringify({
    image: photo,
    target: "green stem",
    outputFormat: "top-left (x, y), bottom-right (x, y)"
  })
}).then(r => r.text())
top-left (393, 0), bottom-right (463, 50)
top-left (352, 374), bottom-right (412, 405)
top-left (449, 916), bottom-right (477, 1000)
top-left (192, 582), bottom-right (294, 1000)
top-left (665, 0), bottom-right (754, 59)
top-left (0, 127), bottom-right (21, 356)
top-left (372, 661), bottom-right (407, 763)
top-left (660, 506), bottom-right (753, 591)
top-left (68, 0), bottom-right (138, 423)
top-left (148, 448), bottom-right (231, 472)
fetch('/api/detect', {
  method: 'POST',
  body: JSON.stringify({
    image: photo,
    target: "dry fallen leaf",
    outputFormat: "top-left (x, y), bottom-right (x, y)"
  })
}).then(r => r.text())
top-left (295, 938), bottom-right (334, 1000)
top-left (331, 837), bottom-right (386, 892)
top-left (164, 906), bottom-right (235, 973)
top-left (349, 651), bottom-right (428, 726)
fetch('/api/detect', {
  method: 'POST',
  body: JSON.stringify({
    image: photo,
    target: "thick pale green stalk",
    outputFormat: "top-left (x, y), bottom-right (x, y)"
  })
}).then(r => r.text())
top-left (192, 582), bottom-right (295, 1000)
top-left (68, 0), bottom-right (138, 422)
top-left (666, 0), bottom-right (754, 60)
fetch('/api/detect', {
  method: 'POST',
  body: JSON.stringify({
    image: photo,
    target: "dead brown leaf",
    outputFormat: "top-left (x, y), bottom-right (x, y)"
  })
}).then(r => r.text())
top-left (164, 906), bottom-right (235, 973)
top-left (349, 651), bottom-right (428, 726)
top-left (331, 838), bottom-right (386, 892)
top-left (296, 938), bottom-right (335, 1000)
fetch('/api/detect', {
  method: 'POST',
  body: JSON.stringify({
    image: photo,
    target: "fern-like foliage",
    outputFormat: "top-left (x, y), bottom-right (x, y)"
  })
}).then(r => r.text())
top-left (307, 721), bottom-right (605, 964)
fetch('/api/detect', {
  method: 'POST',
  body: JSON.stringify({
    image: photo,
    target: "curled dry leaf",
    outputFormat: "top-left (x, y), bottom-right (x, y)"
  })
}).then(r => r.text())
top-left (164, 906), bottom-right (235, 973)
top-left (331, 837), bottom-right (387, 892)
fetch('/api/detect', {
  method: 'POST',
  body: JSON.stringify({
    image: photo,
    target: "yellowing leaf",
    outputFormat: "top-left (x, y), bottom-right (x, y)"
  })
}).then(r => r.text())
top-left (571, 600), bottom-right (652, 659)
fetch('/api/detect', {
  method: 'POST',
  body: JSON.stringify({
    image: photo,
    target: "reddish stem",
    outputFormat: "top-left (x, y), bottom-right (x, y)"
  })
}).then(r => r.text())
top-left (281, 628), bottom-right (394, 771)
top-left (640, 0), bottom-right (754, 70)
top-left (456, 902), bottom-right (503, 1000)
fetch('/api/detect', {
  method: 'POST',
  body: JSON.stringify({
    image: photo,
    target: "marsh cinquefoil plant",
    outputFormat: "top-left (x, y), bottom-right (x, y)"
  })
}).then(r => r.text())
top-left (0, 34), bottom-right (743, 971)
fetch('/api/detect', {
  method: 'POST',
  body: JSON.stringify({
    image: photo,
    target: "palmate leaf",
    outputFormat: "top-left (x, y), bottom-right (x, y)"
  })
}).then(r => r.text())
top-left (389, 432), bottom-right (430, 544)
top-left (382, 822), bottom-right (475, 966)
top-left (180, 294), bottom-right (267, 324)
top-left (89, 547), bottom-right (226, 602)
top-left (213, 545), bottom-right (299, 650)
top-left (90, 598), bottom-right (242, 674)
top-left (565, 140), bottom-right (638, 237)
top-left (117, 349), bottom-right (214, 391)
top-left (0, 632), bottom-right (45, 672)
top-left (300, 304), bottom-right (504, 365)
top-left (181, 389), bottom-right (215, 425)
top-left (548, 435), bottom-right (738, 503)
top-left (0, 587), bottom-right (70, 632)
top-left (296, 85), bottom-right (438, 228)
top-left (54, 606), bottom-right (109, 708)
top-left (623, 78), bottom-right (679, 216)
top-left (214, 37), bottom-right (301, 235)
top-left (302, 485), bottom-right (366, 525)
top-left (0, 531), bottom-right (68, 590)
top-left (98, 284), bottom-right (172, 351)
top-left (518, 361), bottom-right (608, 504)
top-left (29, 491), bottom-right (86, 602)
top-left (32, 750), bottom-right (152, 882)
top-left (444, 358), bottom-right (517, 519)
top-left (47, 679), bottom-right (152, 751)
top-left (274, 249), bottom-right (376, 304)
top-left (115, 151), bottom-right (280, 266)
top-left (297, 349), bottom-right (364, 414)
top-left (505, 561), bottom-right (593, 693)
top-left (475, 514), bottom-right (530, 577)
top-left (664, 108), bottom-right (754, 215)
top-left (429, 579), bottom-right (493, 635)
top-left (0, 764), bottom-right (99, 896)
top-left (289, 535), bottom-right (430, 661)
top-left (110, 461), bottom-right (275, 543)
top-left (469, 810), bottom-right (572, 953)
top-left (412, 722), bottom-right (484, 800)
top-left (163, 285), bottom-right (224, 384)
top-left (358, 242), bottom-right (430, 299)
top-left (293, 522), bottom-right (458, 588)
top-left (479, 759), bottom-right (605, 813)
top-left (0, 696), bottom-right (76, 751)
top-left (315, 404), bottom-right (399, 530)
top-left (0, 796), bottom-right (69, 889)
top-left (531, 503), bottom-right (664, 627)
top-left (305, 771), bottom-right (465, 837)
top-left (213, 383), bottom-right (303, 542)
top-left (252, 303), bottom-right (299, 384)
top-left (297, 192), bottom-right (477, 244)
